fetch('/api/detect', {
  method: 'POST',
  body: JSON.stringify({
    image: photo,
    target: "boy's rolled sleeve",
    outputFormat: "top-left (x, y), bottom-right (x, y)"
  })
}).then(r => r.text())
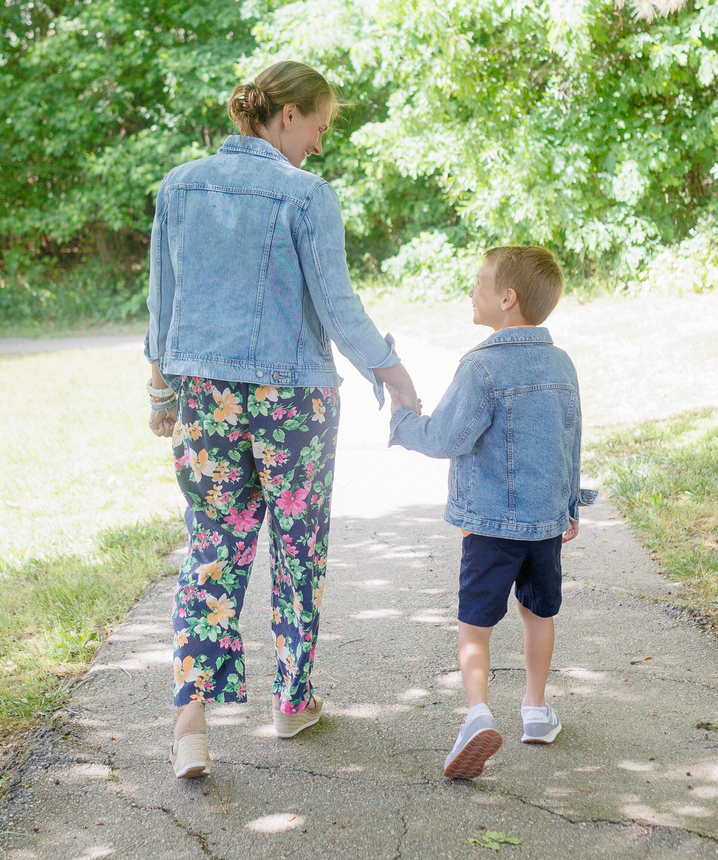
top-left (144, 178), bottom-right (180, 390)
top-left (389, 358), bottom-right (493, 458)
top-left (297, 183), bottom-right (400, 407)
top-left (567, 394), bottom-right (598, 521)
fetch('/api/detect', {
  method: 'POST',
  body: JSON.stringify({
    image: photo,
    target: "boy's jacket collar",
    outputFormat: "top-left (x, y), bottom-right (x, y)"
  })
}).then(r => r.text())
top-left (474, 327), bottom-right (553, 349)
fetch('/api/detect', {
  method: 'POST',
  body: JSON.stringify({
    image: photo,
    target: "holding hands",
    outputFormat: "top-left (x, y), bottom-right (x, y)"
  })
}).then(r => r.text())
top-left (374, 362), bottom-right (422, 415)
top-left (387, 385), bottom-right (422, 415)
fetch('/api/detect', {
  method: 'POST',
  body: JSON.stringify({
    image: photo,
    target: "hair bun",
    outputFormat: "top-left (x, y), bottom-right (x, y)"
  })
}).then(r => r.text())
top-left (228, 82), bottom-right (272, 126)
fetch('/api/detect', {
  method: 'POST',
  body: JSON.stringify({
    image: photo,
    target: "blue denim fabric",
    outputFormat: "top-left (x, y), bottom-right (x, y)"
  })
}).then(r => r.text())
top-left (389, 327), bottom-right (597, 539)
top-left (144, 135), bottom-right (399, 405)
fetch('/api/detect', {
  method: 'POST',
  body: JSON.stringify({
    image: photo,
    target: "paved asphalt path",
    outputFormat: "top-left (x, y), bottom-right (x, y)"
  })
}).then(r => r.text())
top-left (1, 334), bottom-right (717, 859)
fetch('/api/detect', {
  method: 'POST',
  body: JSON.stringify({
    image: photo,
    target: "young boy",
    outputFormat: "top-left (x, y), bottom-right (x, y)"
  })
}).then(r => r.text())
top-left (388, 246), bottom-right (596, 779)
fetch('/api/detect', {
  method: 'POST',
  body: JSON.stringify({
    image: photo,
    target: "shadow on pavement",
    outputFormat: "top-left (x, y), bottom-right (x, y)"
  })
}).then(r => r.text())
top-left (1, 504), bottom-right (717, 859)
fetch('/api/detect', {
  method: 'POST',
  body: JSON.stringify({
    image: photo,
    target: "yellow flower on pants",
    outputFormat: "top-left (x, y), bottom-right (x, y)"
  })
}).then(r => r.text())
top-left (174, 655), bottom-right (200, 688)
top-left (213, 387), bottom-right (243, 424)
top-left (197, 560), bottom-right (226, 585)
top-left (312, 398), bottom-right (326, 423)
top-left (185, 421), bottom-right (202, 441)
top-left (189, 448), bottom-right (216, 481)
top-left (206, 594), bottom-right (235, 628)
top-left (254, 386), bottom-right (279, 402)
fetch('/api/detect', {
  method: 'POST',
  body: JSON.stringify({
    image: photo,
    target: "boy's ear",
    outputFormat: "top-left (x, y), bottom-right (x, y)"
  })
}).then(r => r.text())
top-left (501, 288), bottom-right (519, 311)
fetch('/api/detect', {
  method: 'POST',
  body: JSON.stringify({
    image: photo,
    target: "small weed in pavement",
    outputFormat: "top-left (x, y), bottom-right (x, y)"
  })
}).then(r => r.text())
top-left (467, 830), bottom-right (523, 850)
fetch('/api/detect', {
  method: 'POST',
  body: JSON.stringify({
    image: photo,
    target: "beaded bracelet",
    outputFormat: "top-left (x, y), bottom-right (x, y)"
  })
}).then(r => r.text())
top-left (149, 391), bottom-right (177, 403)
top-left (147, 379), bottom-right (177, 410)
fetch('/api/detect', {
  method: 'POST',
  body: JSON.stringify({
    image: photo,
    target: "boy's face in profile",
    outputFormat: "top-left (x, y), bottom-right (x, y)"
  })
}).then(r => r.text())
top-left (469, 261), bottom-right (502, 329)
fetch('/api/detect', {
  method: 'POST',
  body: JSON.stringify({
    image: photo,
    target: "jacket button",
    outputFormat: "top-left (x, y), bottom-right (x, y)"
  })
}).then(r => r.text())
top-left (256, 371), bottom-right (264, 378)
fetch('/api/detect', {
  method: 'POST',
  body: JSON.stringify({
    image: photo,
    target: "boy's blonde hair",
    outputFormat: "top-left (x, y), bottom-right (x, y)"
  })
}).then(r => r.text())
top-left (484, 246), bottom-right (564, 325)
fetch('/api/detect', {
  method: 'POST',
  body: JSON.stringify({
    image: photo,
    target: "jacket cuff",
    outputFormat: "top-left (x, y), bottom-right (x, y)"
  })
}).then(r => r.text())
top-left (388, 406), bottom-right (413, 446)
top-left (579, 488), bottom-right (598, 506)
top-left (368, 333), bottom-right (401, 409)
top-left (569, 488), bottom-right (599, 521)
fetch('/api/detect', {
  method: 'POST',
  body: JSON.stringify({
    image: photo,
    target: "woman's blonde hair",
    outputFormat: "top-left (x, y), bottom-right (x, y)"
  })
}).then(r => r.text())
top-left (228, 61), bottom-right (341, 135)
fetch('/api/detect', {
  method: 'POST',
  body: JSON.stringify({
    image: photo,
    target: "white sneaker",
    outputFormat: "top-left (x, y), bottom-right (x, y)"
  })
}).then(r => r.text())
top-left (521, 704), bottom-right (562, 743)
top-left (443, 707), bottom-right (503, 779)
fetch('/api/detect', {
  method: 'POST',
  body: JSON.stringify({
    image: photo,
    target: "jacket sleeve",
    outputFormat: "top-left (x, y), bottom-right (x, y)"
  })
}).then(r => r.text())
top-left (567, 387), bottom-right (598, 521)
top-left (296, 182), bottom-right (400, 407)
top-left (144, 177), bottom-right (181, 391)
top-left (388, 358), bottom-right (493, 458)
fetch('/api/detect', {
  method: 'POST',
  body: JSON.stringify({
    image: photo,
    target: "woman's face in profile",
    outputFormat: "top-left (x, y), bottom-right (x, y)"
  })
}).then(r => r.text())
top-left (281, 101), bottom-right (333, 168)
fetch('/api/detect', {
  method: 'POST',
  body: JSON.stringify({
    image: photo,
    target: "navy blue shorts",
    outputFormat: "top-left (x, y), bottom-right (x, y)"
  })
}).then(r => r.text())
top-left (458, 533), bottom-right (563, 628)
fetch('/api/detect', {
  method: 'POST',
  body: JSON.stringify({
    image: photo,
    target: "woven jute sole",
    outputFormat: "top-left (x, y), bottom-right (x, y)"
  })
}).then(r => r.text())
top-left (443, 728), bottom-right (503, 779)
top-left (273, 697), bottom-right (323, 738)
top-left (170, 733), bottom-right (211, 779)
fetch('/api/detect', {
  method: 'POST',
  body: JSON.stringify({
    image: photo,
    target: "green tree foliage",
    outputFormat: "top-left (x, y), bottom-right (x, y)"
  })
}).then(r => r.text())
top-left (1, 0), bottom-right (717, 321)
top-left (0, 0), bottom-right (256, 320)
top-left (251, 0), bottom-right (718, 287)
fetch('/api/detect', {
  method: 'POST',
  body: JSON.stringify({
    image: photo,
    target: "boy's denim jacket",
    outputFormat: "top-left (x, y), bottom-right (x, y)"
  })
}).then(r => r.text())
top-left (389, 327), bottom-right (597, 540)
top-left (144, 135), bottom-right (399, 404)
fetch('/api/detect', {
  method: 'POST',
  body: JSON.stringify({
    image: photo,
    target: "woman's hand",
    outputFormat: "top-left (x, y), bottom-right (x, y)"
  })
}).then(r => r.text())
top-left (148, 404), bottom-right (177, 438)
top-left (375, 363), bottom-right (421, 414)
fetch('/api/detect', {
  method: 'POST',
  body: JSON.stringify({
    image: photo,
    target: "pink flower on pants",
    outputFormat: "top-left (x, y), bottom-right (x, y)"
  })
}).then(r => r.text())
top-left (224, 506), bottom-right (259, 532)
top-left (276, 488), bottom-right (308, 517)
top-left (234, 539), bottom-right (257, 566)
top-left (307, 524), bottom-right (319, 558)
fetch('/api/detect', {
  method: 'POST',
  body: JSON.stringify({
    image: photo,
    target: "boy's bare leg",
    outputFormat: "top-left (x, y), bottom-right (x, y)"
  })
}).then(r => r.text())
top-left (516, 600), bottom-right (554, 707)
top-left (458, 621), bottom-right (493, 707)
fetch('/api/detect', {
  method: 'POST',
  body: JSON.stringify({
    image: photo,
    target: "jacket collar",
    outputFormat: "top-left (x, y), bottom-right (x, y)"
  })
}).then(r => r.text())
top-left (219, 135), bottom-right (290, 165)
top-left (475, 326), bottom-right (553, 349)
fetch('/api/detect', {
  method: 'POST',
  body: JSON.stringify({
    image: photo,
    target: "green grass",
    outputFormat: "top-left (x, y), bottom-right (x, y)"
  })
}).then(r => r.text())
top-left (0, 318), bottom-right (148, 339)
top-left (584, 409), bottom-right (718, 623)
top-left (0, 518), bottom-right (184, 734)
top-left (0, 344), bottom-right (185, 750)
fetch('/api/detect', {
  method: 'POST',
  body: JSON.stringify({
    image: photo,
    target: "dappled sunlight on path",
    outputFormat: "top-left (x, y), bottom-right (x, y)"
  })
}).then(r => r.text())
top-left (1, 293), bottom-right (718, 858)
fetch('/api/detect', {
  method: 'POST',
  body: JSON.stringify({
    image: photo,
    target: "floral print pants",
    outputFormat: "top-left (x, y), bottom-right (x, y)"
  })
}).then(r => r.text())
top-left (171, 378), bottom-right (340, 714)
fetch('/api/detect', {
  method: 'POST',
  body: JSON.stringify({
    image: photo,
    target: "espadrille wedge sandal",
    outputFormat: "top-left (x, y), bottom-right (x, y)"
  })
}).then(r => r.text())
top-left (272, 695), bottom-right (323, 738)
top-left (170, 731), bottom-right (211, 779)
top-left (170, 703), bottom-right (210, 778)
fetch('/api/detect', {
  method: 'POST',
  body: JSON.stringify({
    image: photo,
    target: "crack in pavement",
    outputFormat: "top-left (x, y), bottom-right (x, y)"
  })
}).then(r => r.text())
top-left (393, 806), bottom-right (408, 860)
top-left (149, 805), bottom-right (226, 860)
top-left (114, 786), bottom-right (227, 860)
top-left (478, 783), bottom-right (718, 844)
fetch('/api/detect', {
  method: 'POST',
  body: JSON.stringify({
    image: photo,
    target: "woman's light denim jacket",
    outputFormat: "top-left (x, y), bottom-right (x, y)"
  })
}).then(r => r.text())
top-left (145, 135), bottom-right (399, 404)
top-left (389, 327), bottom-right (597, 540)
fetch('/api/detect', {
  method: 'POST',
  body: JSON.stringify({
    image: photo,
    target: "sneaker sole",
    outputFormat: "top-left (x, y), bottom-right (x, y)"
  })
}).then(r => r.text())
top-left (444, 728), bottom-right (503, 779)
top-left (521, 721), bottom-right (562, 744)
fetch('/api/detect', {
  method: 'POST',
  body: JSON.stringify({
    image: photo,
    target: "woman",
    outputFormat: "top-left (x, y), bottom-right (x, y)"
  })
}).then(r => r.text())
top-left (145, 61), bottom-right (419, 778)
